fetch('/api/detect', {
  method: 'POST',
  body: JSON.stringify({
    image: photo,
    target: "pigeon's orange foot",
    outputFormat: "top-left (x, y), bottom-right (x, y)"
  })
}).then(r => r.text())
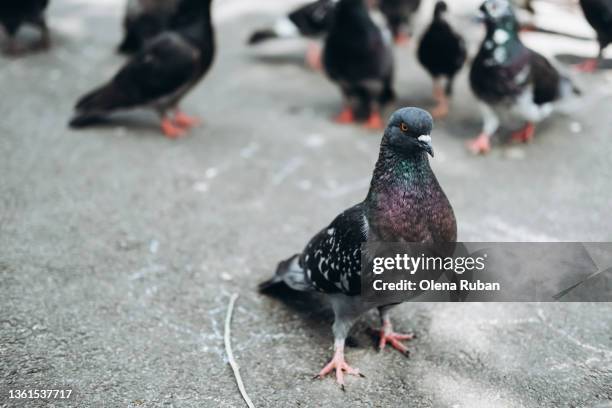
top-left (174, 111), bottom-right (201, 129)
top-left (376, 328), bottom-right (415, 356)
top-left (314, 349), bottom-right (364, 390)
top-left (467, 133), bottom-right (491, 154)
top-left (394, 32), bottom-right (411, 45)
top-left (431, 100), bottom-right (449, 119)
top-left (510, 123), bottom-right (535, 144)
top-left (334, 108), bottom-right (355, 124)
top-left (574, 58), bottom-right (598, 73)
top-left (161, 118), bottom-right (186, 139)
top-left (306, 42), bottom-right (322, 71)
top-left (363, 112), bottom-right (384, 130)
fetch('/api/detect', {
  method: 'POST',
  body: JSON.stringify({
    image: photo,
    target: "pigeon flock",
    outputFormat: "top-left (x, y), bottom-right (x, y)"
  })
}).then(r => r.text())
top-left (1, 0), bottom-right (609, 390)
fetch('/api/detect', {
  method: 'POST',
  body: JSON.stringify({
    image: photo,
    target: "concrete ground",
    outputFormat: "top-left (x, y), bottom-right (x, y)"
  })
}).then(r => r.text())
top-left (1, 0), bottom-right (612, 407)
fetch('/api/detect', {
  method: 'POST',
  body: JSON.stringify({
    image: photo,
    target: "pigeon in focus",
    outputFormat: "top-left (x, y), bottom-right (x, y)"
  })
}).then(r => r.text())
top-left (417, 1), bottom-right (466, 119)
top-left (467, 0), bottom-right (580, 154)
top-left (576, 0), bottom-right (612, 72)
top-left (379, 0), bottom-right (421, 44)
top-left (117, 0), bottom-right (180, 54)
top-left (247, 0), bottom-right (337, 70)
top-left (0, 0), bottom-right (50, 55)
top-left (69, 0), bottom-right (215, 139)
top-left (260, 107), bottom-right (456, 388)
top-left (323, 0), bottom-right (395, 129)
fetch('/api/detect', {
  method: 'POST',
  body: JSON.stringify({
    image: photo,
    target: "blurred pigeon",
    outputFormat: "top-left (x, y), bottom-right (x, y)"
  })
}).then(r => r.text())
top-left (417, 1), bottom-right (466, 119)
top-left (379, 0), bottom-right (421, 44)
top-left (576, 0), bottom-right (612, 72)
top-left (260, 108), bottom-right (456, 388)
top-left (0, 0), bottom-right (50, 55)
top-left (323, 0), bottom-right (395, 129)
top-left (247, 0), bottom-right (337, 69)
top-left (117, 0), bottom-right (180, 54)
top-left (467, 0), bottom-right (580, 154)
top-left (69, 0), bottom-right (215, 139)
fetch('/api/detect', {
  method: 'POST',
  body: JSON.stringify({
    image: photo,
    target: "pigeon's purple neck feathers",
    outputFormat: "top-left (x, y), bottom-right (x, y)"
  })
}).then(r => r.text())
top-left (365, 145), bottom-right (453, 242)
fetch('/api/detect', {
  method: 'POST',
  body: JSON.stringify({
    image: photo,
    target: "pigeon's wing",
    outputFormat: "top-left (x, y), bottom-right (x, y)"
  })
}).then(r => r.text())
top-left (529, 50), bottom-right (562, 105)
top-left (288, 0), bottom-right (334, 37)
top-left (112, 32), bottom-right (200, 106)
top-left (300, 203), bottom-right (368, 296)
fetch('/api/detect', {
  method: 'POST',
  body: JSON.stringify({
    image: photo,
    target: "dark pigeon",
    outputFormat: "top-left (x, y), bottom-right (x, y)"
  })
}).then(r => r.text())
top-left (0, 0), bottom-right (50, 54)
top-left (467, 0), bottom-right (580, 154)
top-left (117, 0), bottom-right (180, 54)
top-left (69, 0), bottom-right (215, 139)
top-left (247, 0), bottom-right (337, 70)
top-left (260, 107), bottom-right (456, 388)
top-left (379, 0), bottom-right (421, 44)
top-left (417, 1), bottom-right (467, 119)
top-left (323, 0), bottom-right (395, 129)
top-left (576, 0), bottom-right (612, 72)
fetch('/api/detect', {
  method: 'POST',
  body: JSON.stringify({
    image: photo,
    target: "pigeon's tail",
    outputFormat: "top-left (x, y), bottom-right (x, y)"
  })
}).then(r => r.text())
top-left (248, 17), bottom-right (299, 45)
top-left (258, 254), bottom-right (313, 294)
top-left (69, 83), bottom-right (128, 128)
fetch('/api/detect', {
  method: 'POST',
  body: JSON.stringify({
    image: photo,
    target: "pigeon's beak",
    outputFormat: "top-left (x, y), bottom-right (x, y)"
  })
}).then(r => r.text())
top-left (418, 135), bottom-right (434, 157)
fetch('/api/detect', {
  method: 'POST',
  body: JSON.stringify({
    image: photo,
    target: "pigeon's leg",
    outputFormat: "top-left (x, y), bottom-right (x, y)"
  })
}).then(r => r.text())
top-left (364, 110), bottom-right (384, 130)
top-left (173, 108), bottom-right (202, 129)
top-left (364, 100), bottom-right (384, 130)
top-left (374, 306), bottom-right (414, 356)
top-left (334, 107), bottom-right (354, 124)
top-left (431, 78), bottom-right (449, 119)
top-left (574, 46), bottom-right (602, 73)
top-left (36, 17), bottom-right (51, 50)
top-left (5, 37), bottom-right (20, 55)
top-left (467, 103), bottom-right (499, 154)
top-left (160, 113), bottom-right (186, 139)
top-left (510, 122), bottom-right (535, 143)
top-left (314, 296), bottom-right (364, 390)
top-left (305, 41), bottom-right (322, 71)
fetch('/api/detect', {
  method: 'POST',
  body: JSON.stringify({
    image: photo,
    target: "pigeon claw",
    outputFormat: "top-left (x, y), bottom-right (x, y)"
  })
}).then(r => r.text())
top-left (467, 133), bottom-right (492, 154)
top-left (510, 123), bottom-right (535, 144)
top-left (377, 330), bottom-right (415, 356)
top-left (574, 58), bottom-right (598, 73)
top-left (334, 108), bottom-right (355, 124)
top-left (363, 112), bottom-right (384, 130)
top-left (314, 349), bottom-right (362, 389)
top-left (173, 111), bottom-right (201, 129)
top-left (161, 118), bottom-right (186, 139)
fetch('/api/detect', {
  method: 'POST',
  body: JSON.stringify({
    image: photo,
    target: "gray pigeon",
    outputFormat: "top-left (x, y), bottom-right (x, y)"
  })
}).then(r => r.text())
top-left (260, 107), bottom-right (456, 388)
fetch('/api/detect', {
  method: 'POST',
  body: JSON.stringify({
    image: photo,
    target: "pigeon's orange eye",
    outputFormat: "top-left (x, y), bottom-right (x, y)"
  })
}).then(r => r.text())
top-left (400, 122), bottom-right (409, 132)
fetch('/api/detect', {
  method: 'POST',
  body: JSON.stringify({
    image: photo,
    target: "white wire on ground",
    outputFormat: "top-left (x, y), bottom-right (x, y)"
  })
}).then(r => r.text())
top-left (224, 293), bottom-right (255, 408)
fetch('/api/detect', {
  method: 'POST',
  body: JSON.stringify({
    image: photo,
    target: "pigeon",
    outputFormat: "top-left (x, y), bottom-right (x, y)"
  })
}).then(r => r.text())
top-left (260, 107), bottom-right (456, 388)
top-left (69, 0), bottom-right (215, 139)
top-left (467, 0), bottom-right (580, 154)
top-left (417, 1), bottom-right (467, 119)
top-left (247, 0), bottom-right (337, 70)
top-left (576, 0), bottom-right (612, 72)
top-left (379, 0), bottom-right (421, 44)
top-left (0, 0), bottom-right (50, 55)
top-left (323, 0), bottom-right (395, 129)
top-left (117, 0), bottom-right (180, 54)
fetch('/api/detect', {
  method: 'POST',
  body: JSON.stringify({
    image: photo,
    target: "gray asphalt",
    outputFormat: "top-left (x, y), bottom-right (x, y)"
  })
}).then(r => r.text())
top-left (1, 0), bottom-right (611, 407)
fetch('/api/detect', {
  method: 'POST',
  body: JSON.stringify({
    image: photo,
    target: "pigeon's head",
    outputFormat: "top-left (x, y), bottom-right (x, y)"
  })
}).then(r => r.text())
top-left (434, 1), bottom-right (448, 19)
top-left (479, 0), bottom-right (518, 32)
top-left (383, 107), bottom-right (434, 157)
